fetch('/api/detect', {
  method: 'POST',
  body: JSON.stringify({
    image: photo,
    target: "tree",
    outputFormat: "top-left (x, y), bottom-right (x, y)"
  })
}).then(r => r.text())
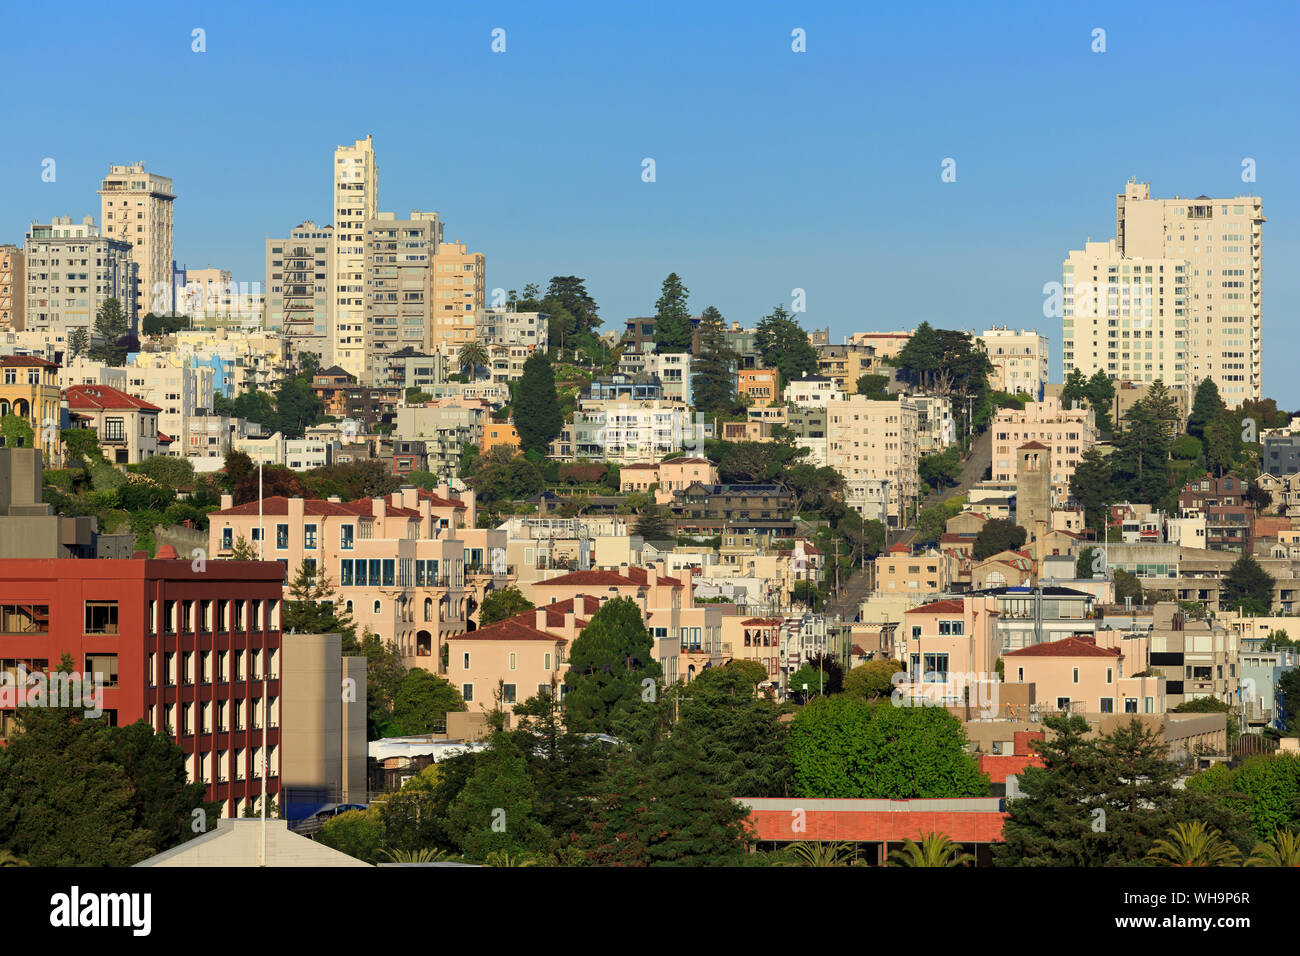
top-left (457, 342), bottom-right (489, 382)
top-left (513, 352), bottom-right (563, 455)
top-left (855, 373), bottom-right (889, 398)
top-left (390, 670), bottom-right (467, 735)
top-left (1188, 378), bottom-right (1227, 442)
top-left (1069, 448), bottom-right (1114, 535)
top-left (480, 587), bottom-right (534, 626)
top-left (0, 708), bottom-right (154, 866)
top-left (919, 448), bottom-right (961, 490)
top-left (109, 719), bottom-right (219, 855)
top-left (676, 666), bottom-right (792, 797)
top-left (545, 276), bottom-right (601, 339)
top-left (0, 413), bottom-right (35, 450)
top-left (1173, 696), bottom-right (1240, 741)
top-left (653, 273), bottom-right (693, 353)
top-left (1246, 828), bottom-right (1300, 866)
top-left (446, 734), bottom-right (552, 861)
top-left (995, 716), bottom-right (1252, 866)
top-left (88, 298), bottom-right (130, 365)
top-left (787, 697), bottom-right (989, 799)
top-left (581, 724), bottom-right (751, 866)
top-left (1145, 821), bottom-right (1242, 866)
top-left (272, 372), bottom-right (324, 439)
top-left (691, 305), bottom-right (737, 414)
top-left (889, 832), bottom-right (974, 867)
top-left (1076, 546), bottom-right (1099, 580)
top-left (60, 427), bottom-right (102, 465)
top-left (755, 304), bottom-right (817, 385)
top-left (1084, 370), bottom-right (1116, 433)
top-left (282, 562), bottom-right (356, 645)
top-left (633, 501), bottom-right (674, 542)
top-left (1113, 568), bottom-right (1143, 606)
top-left (561, 597), bottom-right (663, 735)
top-left (842, 659), bottom-right (904, 700)
top-left (1222, 553), bottom-right (1275, 616)
top-left (67, 327), bottom-right (89, 360)
top-left (972, 518), bottom-right (1027, 561)
top-left (318, 808), bottom-right (385, 863)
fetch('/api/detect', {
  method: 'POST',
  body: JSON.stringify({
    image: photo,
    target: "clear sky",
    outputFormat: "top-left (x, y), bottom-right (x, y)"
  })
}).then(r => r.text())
top-left (2, 1), bottom-right (1296, 400)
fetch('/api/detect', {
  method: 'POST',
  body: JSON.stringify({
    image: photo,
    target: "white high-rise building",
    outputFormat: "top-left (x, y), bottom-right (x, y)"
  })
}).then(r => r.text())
top-left (980, 327), bottom-right (1049, 400)
top-left (98, 162), bottom-right (174, 318)
top-left (1064, 179), bottom-right (1263, 402)
top-left (331, 136), bottom-right (378, 379)
top-left (24, 216), bottom-right (137, 334)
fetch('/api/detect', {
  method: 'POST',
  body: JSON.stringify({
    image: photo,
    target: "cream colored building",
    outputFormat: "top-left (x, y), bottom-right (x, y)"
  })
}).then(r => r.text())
top-left (0, 245), bottom-right (23, 330)
top-left (980, 327), bottom-right (1048, 399)
top-left (990, 397), bottom-right (1097, 498)
top-left (266, 221), bottom-right (334, 363)
top-left (827, 395), bottom-right (919, 527)
top-left (1062, 239), bottom-right (1189, 393)
top-left (24, 216), bottom-right (137, 333)
top-left (332, 137), bottom-right (378, 379)
top-left (98, 162), bottom-right (174, 317)
top-left (280, 632), bottom-right (368, 808)
top-left (429, 241), bottom-right (485, 352)
top-left (1066, 180), bottom-right (1263, 403)
top-left (364, 211), bottom-right (443, 383)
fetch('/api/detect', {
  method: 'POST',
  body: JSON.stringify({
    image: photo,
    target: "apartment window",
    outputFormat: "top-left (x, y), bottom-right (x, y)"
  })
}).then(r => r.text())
top-left (462, 684), bottom-right (473, 702)
top-left (221, 527), bottom-right (233, 550)
top-left (276, 524), bottom-right (289, 549)
top-left (502, 684), bottom-right (517, 704)
top-left (304, 524), bottom-right (318, 548)
top-left (1125, 698), bottom-right (1138, 714)
top-left (341, 524), bottom-right (354, 549)
top-left (1100, 698), bottom-right (1114, 714)
top-left (84, 601), bottom-right (118, 635)
top-left (509, 652), bottom-right (517, 671)
top-left (1072, 667), bottom-right (1079, 684)
top-left (85, 653), bottom-right (119, 688)
top-left (923, 653), bottom-right (949, 682)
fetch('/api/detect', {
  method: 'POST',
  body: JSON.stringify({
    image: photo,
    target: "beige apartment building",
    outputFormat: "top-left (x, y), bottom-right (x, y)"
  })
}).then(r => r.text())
top-left (24, 216), bottom-right (137, 333)
top-left (827, 394), bottom-right (919, 527)
top-left (332, 137), bottom-right (378, 379)
top-left (1065, 179), bottom-right (1263, 403)
top-left (208, 488), bottom-right (508, 671)
top-left (1062, 239), bottom-right (1189, 393)
top-left (364, 211), bottom-right (443, 383)
top-left (0, 245), bottom-right (23, 330)
top-left (893, 596), bottom-right (1000, 708)
top-left (990, 397), bottom-right (1096, 499)
top-left (429, 241), bottom-right (485, 352)
top-left (266, 221), bottom-right (334, 363)
top-left (98, 162), bottom-right (174, 317)
top-left (873, 544), bottom-right (957, 599)
top-left (63, 383), bottom-right (163, 464)
top-left (980, 327), bottom-right (1048, 400)
top-left (1004, 635), bottom-right (1165, 716)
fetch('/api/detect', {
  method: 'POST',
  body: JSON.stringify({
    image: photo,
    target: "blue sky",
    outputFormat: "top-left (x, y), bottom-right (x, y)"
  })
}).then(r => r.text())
top-left (2, 1), bottom-right (1296, 400)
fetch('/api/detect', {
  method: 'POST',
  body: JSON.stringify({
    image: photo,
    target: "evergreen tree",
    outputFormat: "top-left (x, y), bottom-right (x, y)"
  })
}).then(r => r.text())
top-left (633, 501), bottom-right (674, 542)
top-left (480, 587), bottom-right (534, 626)
top-left (581, 723), bottom-right (751, 866)
top-left (1070, 449), bottom-right (1113, 535)
top-left (1222, 553), bottom-right (1275, 615)
top-left (1085, 370), bottom-right (1116, 433)
top-left (513, 352), bottom-right (563, 455)
top-left (653, 273), bottom-right (693, 352)
top-left (561, 597), bottom-right (663, 734)
top-left (88, 297), bottom-right (130, 365)
top-left (677, 667), bottom-right (792, 797)
top-left (691, 305), bottom-right (737, 414)
top-left (110, 719), bottom-right (218, 854)
top-left (755, 304), bottom-right (818, 385)
top-left (445, 733), bottom-right (553, 861)
top-left (68, 327), bottom-right (89, 360)
top-left (545, 276), bottom-right (601, 338)
top-left (1188, 378), bottom-right (1227, 441)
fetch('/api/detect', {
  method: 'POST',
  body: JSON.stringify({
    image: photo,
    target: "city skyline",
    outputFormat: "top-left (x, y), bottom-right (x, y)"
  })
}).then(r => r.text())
top-left (1, 1), bottom-right (1296, 400)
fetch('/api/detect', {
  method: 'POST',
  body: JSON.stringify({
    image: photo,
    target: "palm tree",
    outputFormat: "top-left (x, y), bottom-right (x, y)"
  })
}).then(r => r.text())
top-left (888, 832), bottom-right (974, 867)
top-left (1246, 828), bottom-right (1300, 867)
top-left (1145, 821), bottom-right (1242, 867)
top-left (379, 847), bottom-right (448, 864)
top-left (484, 850), bottom-right (536, 867)
top-left (0, 850), bottom-right (29, 867)
top-left (458, 342), bottom-right (489, 383)
top-left (786, 841), bottom-right (858, 867)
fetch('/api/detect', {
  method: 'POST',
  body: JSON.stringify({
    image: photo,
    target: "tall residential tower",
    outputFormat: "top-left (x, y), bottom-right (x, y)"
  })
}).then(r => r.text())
top-left (331, 136), bottom-right (378, 379)
top-left (98, 162), bottom-right (175, 318)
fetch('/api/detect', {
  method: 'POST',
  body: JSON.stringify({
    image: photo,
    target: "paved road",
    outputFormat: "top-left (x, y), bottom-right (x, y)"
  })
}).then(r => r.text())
top-left (893, 428), bottom-right (992, 548)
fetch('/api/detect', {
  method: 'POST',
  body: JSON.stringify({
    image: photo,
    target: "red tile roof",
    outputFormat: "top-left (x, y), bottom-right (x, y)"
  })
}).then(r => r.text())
top-left (514, 595), bottom-right (601, 629)
top-left (413, 487), bottom-right (466, 509)
top-left (1018, 440), bottom-right (1049, 450)
top-left (1005, 637), bottom-right (1121, 658)
top-left (343, 499), bottom-right (421, 518)
top-left (539, 567), bottom-right (684, 589)
top-left (156, 433), bottom-right (173, 443)
top-left (211, 495), bottom-right (360, 517)
top-left (64, 384), bottom-right (162, 413)
top-left (446, 618), bottom-right (569, 644)
top-left (905, 599), bottom-right (967, 615)
top-left (742, 617), bottom-right (782, 626)
top-left (1, 355), bottom-right (57, 368)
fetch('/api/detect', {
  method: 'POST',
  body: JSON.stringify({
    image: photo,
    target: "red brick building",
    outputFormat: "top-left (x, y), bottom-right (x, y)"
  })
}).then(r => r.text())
top-left (0, 548), bottom-right (285, 817)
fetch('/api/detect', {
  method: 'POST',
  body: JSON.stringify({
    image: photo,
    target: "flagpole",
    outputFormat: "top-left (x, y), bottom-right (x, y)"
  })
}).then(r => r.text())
top-left (258, 460), bottom-right (267, 866)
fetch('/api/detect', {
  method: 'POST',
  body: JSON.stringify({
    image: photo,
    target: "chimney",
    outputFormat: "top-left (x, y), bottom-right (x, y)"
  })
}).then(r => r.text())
top-left (220, 493), bottom-right (233, 510)
top-left (647, 565), bottom-right (658, 587)
top-left (564, 608), bottom-right (576, 635)
top-left (372, 496), bottom-right (385, 519)
top-left (535, 608), bottom-right (548, 631)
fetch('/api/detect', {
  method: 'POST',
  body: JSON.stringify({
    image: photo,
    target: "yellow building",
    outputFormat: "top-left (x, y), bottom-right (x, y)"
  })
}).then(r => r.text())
top-left (0, 356), bottom-right (62, 465)
top-left (429, 241), bottom-right (485, 352)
